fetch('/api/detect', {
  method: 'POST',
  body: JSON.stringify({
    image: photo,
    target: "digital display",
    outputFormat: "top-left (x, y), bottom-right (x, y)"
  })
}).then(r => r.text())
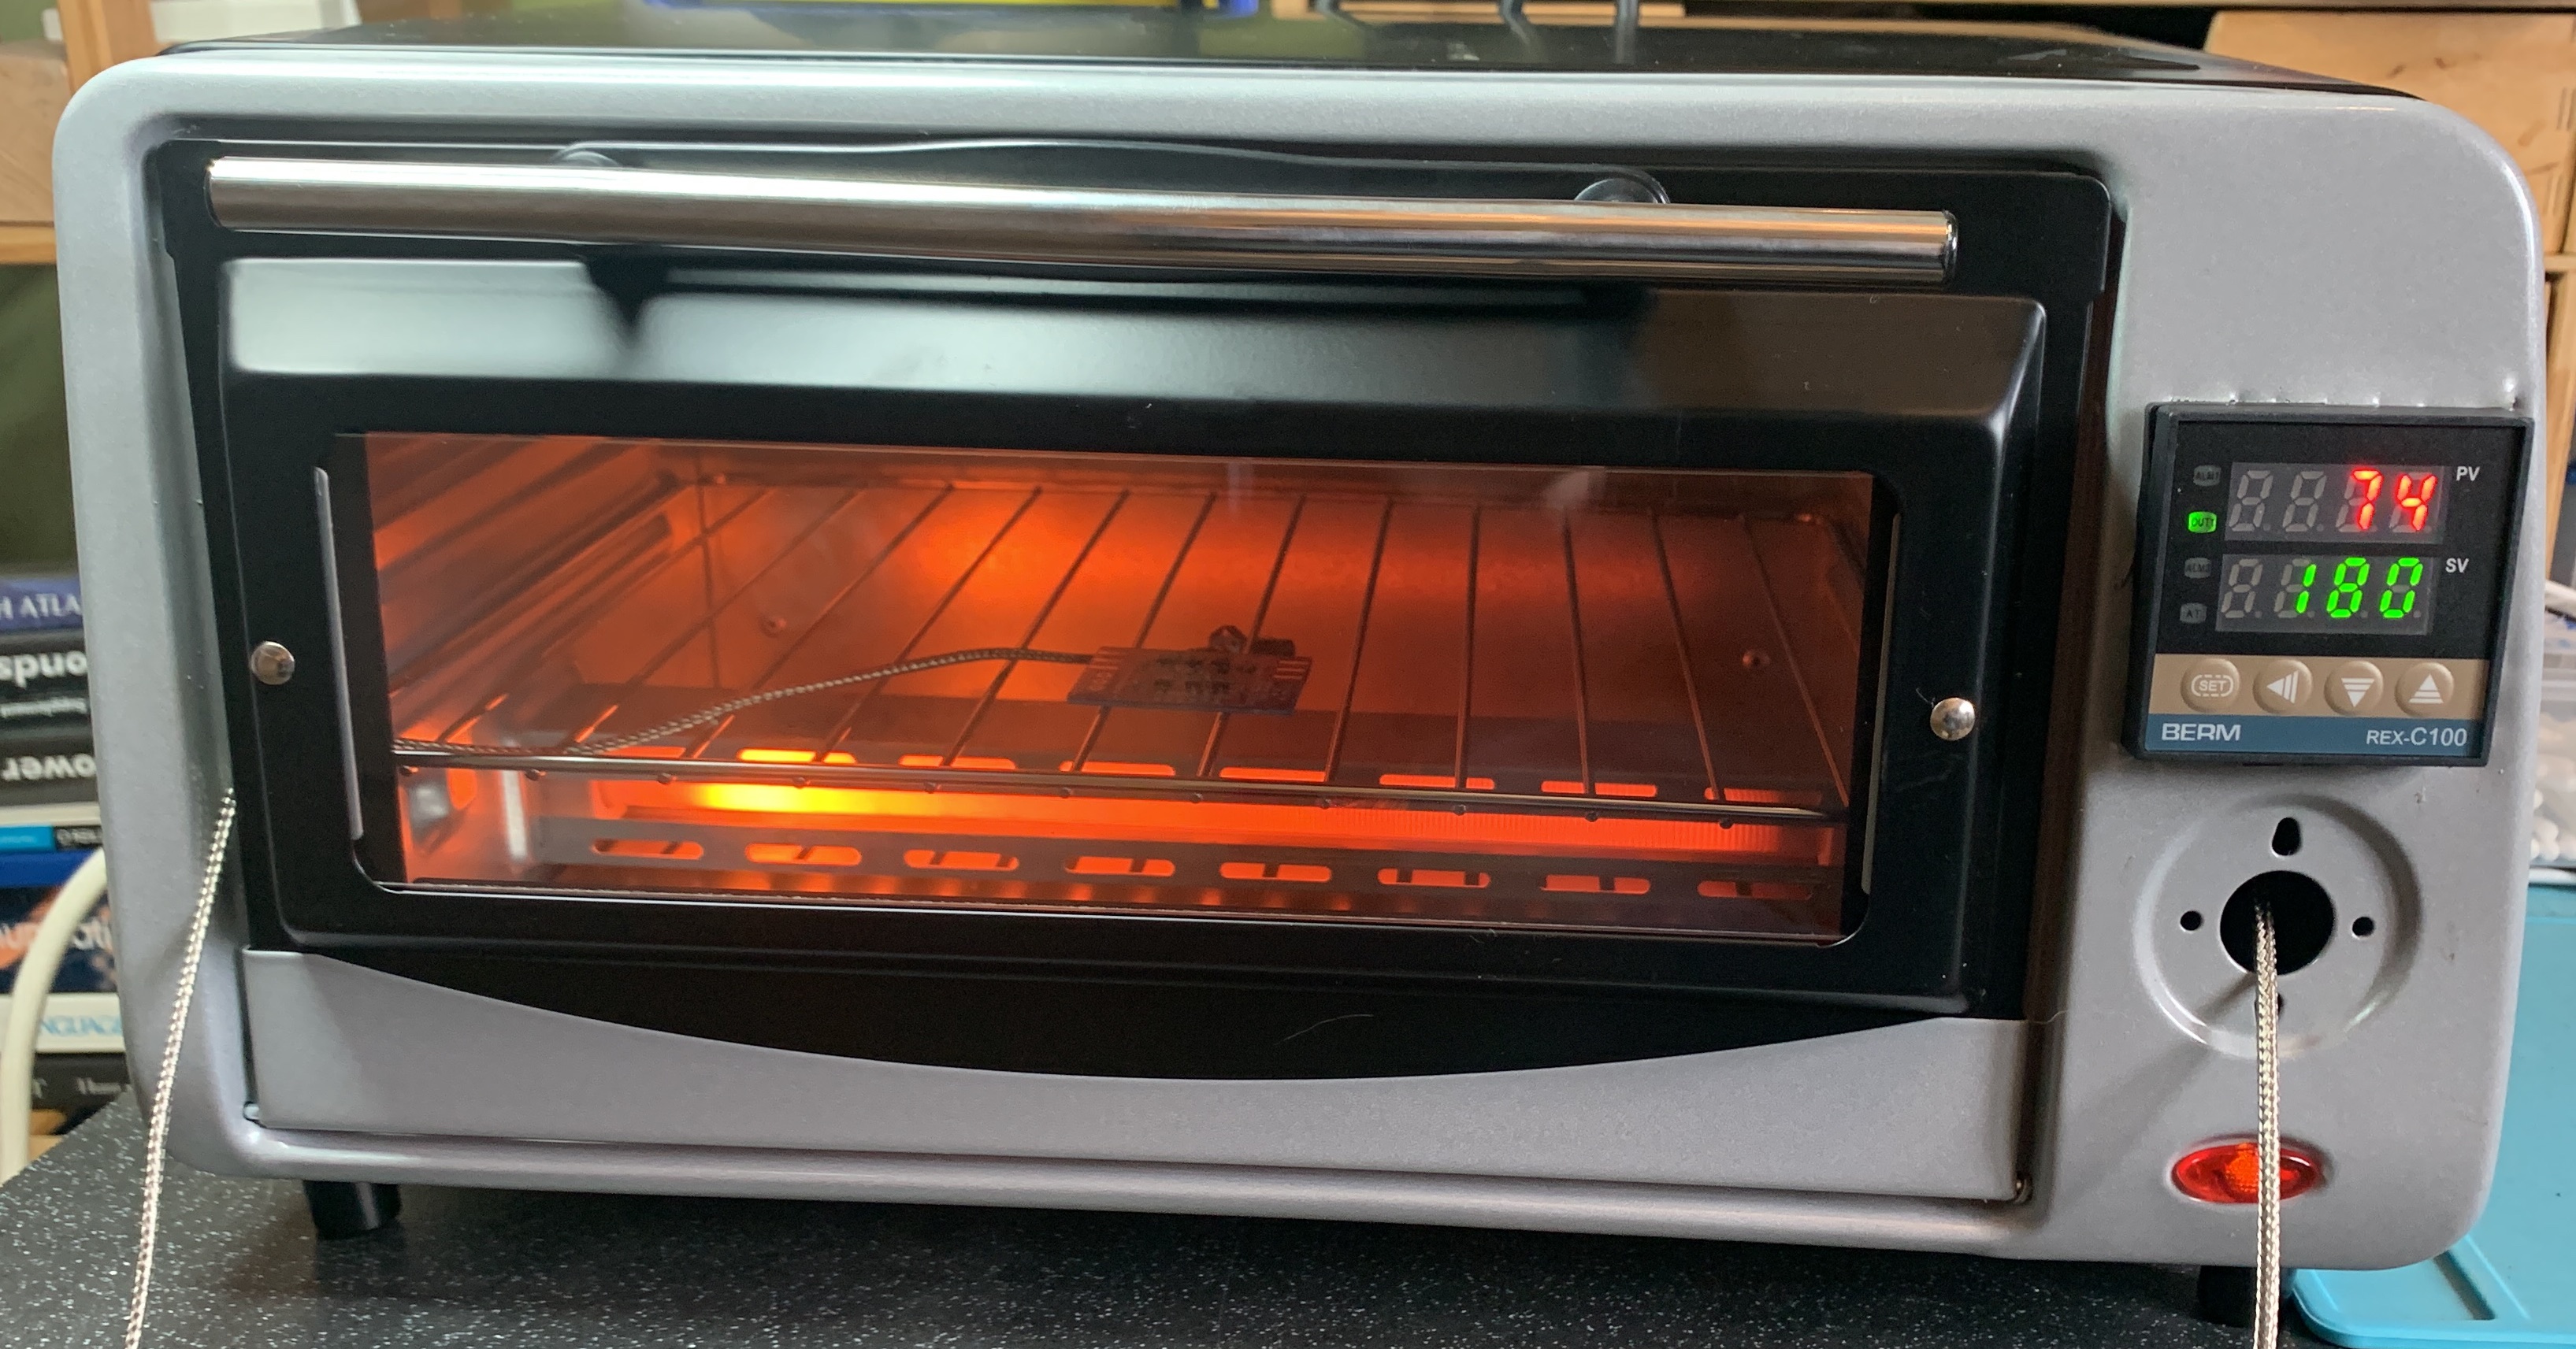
top-left (2224, 462), bottom-right (2450, 543)
top-left (2214, 553), bottom-right (2436, 634)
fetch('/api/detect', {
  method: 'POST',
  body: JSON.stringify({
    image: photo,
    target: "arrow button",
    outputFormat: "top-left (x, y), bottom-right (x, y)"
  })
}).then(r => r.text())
top-left (2324, 661), bottom-right (2385, 715)
top-left (2396, 662), bottom-right (2457, 717)
top-left (2253, 660), bottom-right (2314, 713)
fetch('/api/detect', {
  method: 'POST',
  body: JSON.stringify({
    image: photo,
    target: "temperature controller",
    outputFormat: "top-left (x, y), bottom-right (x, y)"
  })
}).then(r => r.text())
top-left (2127, 406), bottom-right (2527, 764)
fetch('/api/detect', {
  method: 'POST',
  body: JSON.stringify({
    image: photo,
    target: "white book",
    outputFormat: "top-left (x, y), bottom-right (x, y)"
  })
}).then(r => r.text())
top-left (0, 991), bottom-right (121, 1054)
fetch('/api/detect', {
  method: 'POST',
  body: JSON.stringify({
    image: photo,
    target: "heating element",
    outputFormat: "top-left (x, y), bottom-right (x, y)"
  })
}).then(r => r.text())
top-left (369, 434), bottom-right (1876, 938)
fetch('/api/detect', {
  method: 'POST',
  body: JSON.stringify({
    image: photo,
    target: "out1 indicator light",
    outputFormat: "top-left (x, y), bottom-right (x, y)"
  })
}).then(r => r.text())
top-left (2188, 510), bottom-right (2219, 535)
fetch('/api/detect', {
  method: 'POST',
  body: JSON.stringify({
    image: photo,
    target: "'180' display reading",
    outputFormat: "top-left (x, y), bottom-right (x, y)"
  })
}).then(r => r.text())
top-left (2214, 554), bottom-right (2436, 634)
top-left (2223, 463), bottom-right (2449, 543)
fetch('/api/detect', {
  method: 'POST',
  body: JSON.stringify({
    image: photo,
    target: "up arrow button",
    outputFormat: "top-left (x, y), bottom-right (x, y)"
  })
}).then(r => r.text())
top-left (2397, 662), bottom-right (2457, 717)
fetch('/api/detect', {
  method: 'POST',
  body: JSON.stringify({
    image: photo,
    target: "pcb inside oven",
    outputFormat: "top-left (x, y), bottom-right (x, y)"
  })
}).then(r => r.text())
top-left (369, 435), bottom-right (1876, 939)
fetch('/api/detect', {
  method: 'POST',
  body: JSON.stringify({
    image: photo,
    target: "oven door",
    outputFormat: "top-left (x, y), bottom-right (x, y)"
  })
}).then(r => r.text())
top-left (176, 143), bottom-right (2083, 1080)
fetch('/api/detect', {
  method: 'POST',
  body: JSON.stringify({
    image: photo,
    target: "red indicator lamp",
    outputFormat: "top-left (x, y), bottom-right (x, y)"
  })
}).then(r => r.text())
top-left (2170, 1139), bottom-right (2325, 1204)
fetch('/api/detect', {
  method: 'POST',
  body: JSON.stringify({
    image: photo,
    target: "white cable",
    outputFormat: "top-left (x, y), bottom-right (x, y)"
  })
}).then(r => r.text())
top-left (2544, 578), bottom-right (2576, 618)
top-left (123, 790), bottom-right (237, 1349)
top-left (2253, 902), bottom-right (2283, 1349)
top-left (0, 848), bottom-right (112, 1180)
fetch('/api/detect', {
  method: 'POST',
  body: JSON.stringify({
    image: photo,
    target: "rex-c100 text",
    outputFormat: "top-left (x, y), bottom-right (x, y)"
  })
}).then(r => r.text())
top-left (2364, 725), bottom-right (2471, 749)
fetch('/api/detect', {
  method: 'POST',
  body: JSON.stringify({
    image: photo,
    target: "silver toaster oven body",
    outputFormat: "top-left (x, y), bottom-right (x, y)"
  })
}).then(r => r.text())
top-left (57, 21), bottom-right (2541, 1268)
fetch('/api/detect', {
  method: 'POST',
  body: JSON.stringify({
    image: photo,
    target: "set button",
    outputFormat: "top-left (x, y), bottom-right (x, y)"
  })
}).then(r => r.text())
top-left (2181, 658), bottom-right (2242, 711)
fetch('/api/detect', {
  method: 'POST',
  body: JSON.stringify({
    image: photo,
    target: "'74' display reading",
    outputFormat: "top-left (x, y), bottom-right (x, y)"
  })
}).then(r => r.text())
top-left (2222, 463), bottom-right (2450, 543)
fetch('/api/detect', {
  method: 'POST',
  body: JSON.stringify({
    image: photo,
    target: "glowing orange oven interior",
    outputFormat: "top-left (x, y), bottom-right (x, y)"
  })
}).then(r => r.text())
top-left (373, 435), bottom-right (1877, 939)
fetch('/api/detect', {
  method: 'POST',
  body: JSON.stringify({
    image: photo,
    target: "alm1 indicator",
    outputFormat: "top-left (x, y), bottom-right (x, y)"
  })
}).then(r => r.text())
top-left (2214, 554), bottom-right (2436, 635)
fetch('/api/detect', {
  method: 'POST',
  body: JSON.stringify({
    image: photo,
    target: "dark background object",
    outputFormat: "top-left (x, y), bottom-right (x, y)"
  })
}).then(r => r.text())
top-left (0, 268), bottom-right (72, 569)
top-left (0, 1101), bottom-right (2325, 1347)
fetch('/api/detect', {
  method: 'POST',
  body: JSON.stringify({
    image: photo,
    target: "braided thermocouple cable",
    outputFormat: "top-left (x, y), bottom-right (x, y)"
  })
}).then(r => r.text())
top-left (2252, 902), bottom-right (2284, 1349)
top-left (124, 791), bottom-right (238, 1349)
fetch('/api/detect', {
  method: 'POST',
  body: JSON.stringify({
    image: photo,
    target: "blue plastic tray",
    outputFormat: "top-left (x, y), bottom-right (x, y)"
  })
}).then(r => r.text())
top-left (2292, 887), bottom-right (2576, 1347)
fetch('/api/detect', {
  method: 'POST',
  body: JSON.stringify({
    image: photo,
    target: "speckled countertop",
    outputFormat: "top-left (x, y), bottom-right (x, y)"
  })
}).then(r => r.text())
top-left (0, 1100), bottom-right (2318, 1347)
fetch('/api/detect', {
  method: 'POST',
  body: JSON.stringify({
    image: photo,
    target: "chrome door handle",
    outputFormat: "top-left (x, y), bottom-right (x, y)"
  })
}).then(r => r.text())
top-left (206, 156), bottom-right (1956, 286)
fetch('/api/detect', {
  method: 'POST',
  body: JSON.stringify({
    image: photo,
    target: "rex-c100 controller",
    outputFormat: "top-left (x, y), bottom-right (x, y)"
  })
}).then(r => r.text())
top-left (2127, 405), bottom-right (2527, 765)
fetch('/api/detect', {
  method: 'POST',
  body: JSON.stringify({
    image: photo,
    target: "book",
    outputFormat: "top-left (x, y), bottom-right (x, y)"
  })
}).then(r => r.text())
top-left (0, 885), bottom-right (115, 995)
top-left (0, 802), bottom-right (100, 888)
top-left (0, 574), bottom-right (80, 634)
top-left (0, 729), bottom-right (95, 808)
top-left (0, 991), bottom-right (121, 1052)
top-left (0, 884), bottom-right (120, 1053)
top-left (28, 1052), bottom-right (124, 1110)
top-left (0, 628), bottom-right (88, 735)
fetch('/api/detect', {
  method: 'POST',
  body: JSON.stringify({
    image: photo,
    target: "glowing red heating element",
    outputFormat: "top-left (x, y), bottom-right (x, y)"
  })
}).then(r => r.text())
top-left (2170, 1139), bottom-right (2326, 1204)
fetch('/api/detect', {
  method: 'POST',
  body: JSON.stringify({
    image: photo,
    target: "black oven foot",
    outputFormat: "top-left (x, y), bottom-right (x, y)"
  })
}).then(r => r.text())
top-left (2193, 1264), bottom-right (2274, 1327)
top-left (303, 1180), bottom-right (403, 1240)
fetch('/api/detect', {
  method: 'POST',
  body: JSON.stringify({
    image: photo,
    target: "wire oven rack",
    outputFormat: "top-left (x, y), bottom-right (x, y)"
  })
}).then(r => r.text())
top-left (377, 437), bottom-right (1867, 831)
top-left (368, 437), bottom-right (1870, 932)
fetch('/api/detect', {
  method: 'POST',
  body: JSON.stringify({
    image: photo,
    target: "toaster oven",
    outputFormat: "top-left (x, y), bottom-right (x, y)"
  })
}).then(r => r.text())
top-left (58, 7), bottom-right (2541, 1270)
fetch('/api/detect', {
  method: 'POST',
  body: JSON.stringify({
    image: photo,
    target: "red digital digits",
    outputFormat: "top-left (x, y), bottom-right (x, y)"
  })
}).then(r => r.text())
top-left (2392, 472), bottom-right (2437, 532)
top-left (2344, 468), bottom-right (2384, 532)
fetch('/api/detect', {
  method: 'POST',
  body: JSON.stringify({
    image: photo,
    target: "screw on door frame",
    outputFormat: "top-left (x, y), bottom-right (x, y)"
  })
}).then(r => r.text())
top-left (250, 641), bottom-right (297, 686)
top-left (1929, 696), bottom-right (1977, 741)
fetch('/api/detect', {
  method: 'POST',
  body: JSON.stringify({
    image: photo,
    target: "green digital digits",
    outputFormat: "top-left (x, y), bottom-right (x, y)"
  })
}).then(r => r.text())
top-left (2328, 557), bottom-right (2369, 618)
top-left (2379, 557), bottom-right (2424, 620)
top-left (2217, 551), bottom-right (2432, 631)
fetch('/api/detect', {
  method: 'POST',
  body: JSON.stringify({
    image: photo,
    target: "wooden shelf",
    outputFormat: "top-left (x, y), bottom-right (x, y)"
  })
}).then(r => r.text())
top-left (0, 224), bottom-right (53, 265)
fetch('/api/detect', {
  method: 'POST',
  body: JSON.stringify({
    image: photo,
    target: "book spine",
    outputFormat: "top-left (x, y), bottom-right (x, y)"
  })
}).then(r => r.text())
top-left (28, 1052), bottom-right (126, 1110)
top-left (0, 887), bottom-right (116, 995)
top-left (0, 991), bottom-right (121, 1052)
top-left (0, 630), bottom-right (88, 734)
top-left (0, 728), bottom-right (95, 807)
top-left (0, 578), bottom-right (82, 634)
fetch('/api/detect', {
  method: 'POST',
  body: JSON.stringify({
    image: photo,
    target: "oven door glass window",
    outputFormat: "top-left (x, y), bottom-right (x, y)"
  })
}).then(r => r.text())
top-left (366, 435), bottom-right (1880, 939)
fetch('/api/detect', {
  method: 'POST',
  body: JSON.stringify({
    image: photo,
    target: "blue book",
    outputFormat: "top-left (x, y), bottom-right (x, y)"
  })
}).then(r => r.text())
top-left (0, 886), bottom-right (115, 995)
top-left (0, 575), bottom-right (81, 634)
